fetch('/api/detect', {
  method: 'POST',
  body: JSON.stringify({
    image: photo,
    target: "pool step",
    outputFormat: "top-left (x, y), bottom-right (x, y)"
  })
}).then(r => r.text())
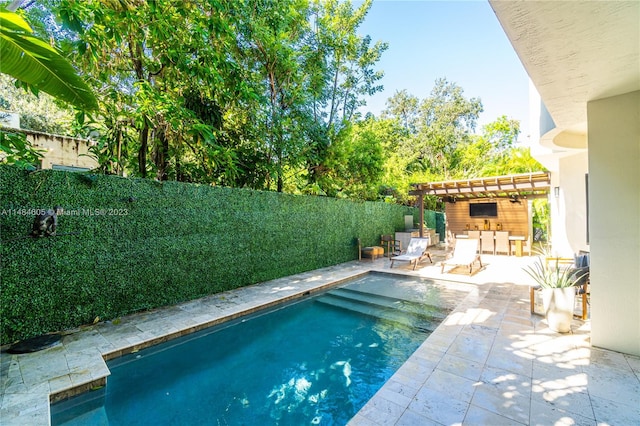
top-left (326, 287), bottom-right (450, 320)
top-left (316, 288), bottom-right (448, 333)
top-left (316, 294), bottom-right (438, 333)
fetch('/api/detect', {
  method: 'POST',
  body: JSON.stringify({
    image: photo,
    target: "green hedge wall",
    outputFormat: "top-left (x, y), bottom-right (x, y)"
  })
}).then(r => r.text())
top-left (435, 211), bottom-right (446, 241)
top-left (0, 166), bottom-right (418, 344)
top-left (421, 209), bottom-right (445, 242)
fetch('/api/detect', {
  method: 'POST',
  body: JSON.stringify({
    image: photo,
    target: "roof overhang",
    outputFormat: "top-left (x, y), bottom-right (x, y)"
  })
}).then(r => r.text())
top-left (489, 1), bottom-right (640, 135)
top-left (410, 172), bottom-right (550, 201)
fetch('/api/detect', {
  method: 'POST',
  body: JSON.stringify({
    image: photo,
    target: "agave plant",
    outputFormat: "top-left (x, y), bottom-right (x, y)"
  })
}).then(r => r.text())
top-left (524, 257), bottom-right (583, 289)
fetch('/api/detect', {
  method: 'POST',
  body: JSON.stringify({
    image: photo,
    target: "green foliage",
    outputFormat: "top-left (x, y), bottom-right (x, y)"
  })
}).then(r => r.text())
top-left (532, 198), bottom-right (550, 242)
top-left (0, 129), bottom-right (43, 169)
top-left (0, 7), bottom-right (97, 111)
top-left (0, 5), bottom-right (95, 166)
top-left (482, 115), bottom-right (520, 151)
top-left (423, 210), bottom-right (436, 229)
top-left (377, 87), bottom-right (547, 209)
top-left (479, 146), bottom-right (544, 177)
top-left (314, 118), bottom-right (385, 200)
top-left (41, 0), bottom-right (387, 191)
top-left (0, 74), bottom-right (76, 134)
top-left (0, 165), bottom-right (416, 344)
top-left (524, 256), bottom-right (585, 289)
top-left (387, 78), bottom-right (483, 177)
top-left (3, 1), bottom-right (548, 215)
top-left (382, 89), bottom-right (419, 133)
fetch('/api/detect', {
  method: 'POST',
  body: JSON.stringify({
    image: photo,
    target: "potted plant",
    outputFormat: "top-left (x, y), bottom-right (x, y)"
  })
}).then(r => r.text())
top-left (525, 257), bottom-right (586, 333)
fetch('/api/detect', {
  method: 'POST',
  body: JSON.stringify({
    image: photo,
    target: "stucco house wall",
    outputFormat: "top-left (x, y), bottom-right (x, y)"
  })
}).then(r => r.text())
top-left (588, 90), bottom-right (640, 356)
top-left (3, 127), bottom-right (98, 171)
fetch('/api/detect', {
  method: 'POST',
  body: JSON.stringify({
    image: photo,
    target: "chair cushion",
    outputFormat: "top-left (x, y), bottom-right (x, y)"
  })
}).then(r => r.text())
top-left (575, 253), bottom-right (590, 267)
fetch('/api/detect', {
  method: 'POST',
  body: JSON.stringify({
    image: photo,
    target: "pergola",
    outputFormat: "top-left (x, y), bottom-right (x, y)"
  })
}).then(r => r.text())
top-left (408, 171), bottom-right (551, 237)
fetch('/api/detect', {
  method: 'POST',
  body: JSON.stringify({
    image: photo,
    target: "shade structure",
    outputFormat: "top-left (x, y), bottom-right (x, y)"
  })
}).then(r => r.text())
top-left (410, 171), bottom-right (550, 200)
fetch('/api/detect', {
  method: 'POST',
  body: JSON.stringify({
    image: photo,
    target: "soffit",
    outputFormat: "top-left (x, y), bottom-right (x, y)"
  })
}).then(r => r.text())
top-left (411, 171), bottom-right (550, 200)
top-left (489, 1), bottom-right (640, 132)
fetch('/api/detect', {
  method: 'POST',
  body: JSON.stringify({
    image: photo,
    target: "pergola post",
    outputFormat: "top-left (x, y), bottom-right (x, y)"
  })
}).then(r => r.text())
top-left (418, 192), bottom-right (424, 238)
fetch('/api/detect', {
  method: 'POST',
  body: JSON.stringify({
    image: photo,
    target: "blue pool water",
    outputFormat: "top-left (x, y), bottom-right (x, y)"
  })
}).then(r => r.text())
top-left (52, 273), bottom-right (464, 425)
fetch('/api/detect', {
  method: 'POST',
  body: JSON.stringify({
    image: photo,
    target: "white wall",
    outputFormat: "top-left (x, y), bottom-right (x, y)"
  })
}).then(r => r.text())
top-left (530, 82), bottom-right (590, 257)
top-left (553, 152), bottom-right (589, 255)
top-left (0, 111), bottom-right (20, 128)
top-left (587, 91), bottom-right (640, 356)
top-left (19, 129), bottom-right (98, 171)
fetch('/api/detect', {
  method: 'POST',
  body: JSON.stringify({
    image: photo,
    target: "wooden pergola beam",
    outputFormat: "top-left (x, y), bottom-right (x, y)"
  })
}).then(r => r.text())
top-left (411, 171), bottom-right (551, 200)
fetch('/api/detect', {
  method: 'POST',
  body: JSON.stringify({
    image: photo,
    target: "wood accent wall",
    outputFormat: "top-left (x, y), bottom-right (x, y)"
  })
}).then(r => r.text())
top-left (445, 198), bottom-right (529, 239)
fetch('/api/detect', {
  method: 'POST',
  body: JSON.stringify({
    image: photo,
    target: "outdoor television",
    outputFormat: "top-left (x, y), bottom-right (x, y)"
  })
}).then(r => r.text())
top-left (469, 202), bottom-right (498, 217)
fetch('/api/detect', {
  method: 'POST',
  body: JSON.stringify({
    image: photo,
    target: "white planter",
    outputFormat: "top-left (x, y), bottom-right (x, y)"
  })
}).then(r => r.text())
top-left (542, 287), bottom-right (575, 333)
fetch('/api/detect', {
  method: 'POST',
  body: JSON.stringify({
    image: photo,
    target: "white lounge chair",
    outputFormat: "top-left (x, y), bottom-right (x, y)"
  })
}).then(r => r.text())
top-left (441, 239), bottom-right (482, 275)
top-left (390, 238), bottom-right (432, 270)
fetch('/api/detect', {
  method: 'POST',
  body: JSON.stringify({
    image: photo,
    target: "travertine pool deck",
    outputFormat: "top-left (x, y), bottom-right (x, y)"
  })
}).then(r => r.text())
top-left (1, 247), bottom-right (639, 425)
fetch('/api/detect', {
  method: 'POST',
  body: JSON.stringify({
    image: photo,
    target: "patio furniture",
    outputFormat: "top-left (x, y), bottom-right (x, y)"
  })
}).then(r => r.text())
top-left (357, 239), bottom-right (384, 261)
top-left (361, 246), bottom-right (384, 261)
top-left (467, 230), bottom-right (480, 240)
top-left (572, 266), bottom-right (590, 320)
top-left (509, 235), bottom-right (527, 257)
top-left (494, 231), bottom-right (511, 255)
top-left (480, 230), bottom-right (494, 254)
top-left (390, 237), bottom-right (432, 270)
top-left (380, 234), bottom-right (402, 258)
top-left (395, 231), bottom-right (419, 253)
top-left (441, 239), bottom-right (483, 275)
top-left (571, 251), bottom-right (590, 320)
top-left (467, 230), bottom-right (481, 253)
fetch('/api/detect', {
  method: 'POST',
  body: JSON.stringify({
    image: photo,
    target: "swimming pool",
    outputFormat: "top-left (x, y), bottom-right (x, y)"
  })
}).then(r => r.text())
top-left (52, 273), bottom-right (466, 425)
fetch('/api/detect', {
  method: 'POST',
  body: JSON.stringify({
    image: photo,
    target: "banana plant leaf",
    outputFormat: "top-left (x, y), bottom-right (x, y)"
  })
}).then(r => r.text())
top-left (0, 9), bottom-right (98, 111)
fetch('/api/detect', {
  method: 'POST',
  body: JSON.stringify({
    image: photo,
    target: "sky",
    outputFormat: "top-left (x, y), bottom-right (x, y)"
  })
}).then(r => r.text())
top-left (356, 0), bottom-right (531, 142)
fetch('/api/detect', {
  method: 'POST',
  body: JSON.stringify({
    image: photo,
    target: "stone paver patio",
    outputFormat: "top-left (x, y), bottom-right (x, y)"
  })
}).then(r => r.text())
top-left (1, 246), bottom-right (639, 425)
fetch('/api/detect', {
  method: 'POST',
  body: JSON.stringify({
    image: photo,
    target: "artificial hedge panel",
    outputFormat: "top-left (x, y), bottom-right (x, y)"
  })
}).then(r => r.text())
top-left (0, 166), bottom-right (419, 344)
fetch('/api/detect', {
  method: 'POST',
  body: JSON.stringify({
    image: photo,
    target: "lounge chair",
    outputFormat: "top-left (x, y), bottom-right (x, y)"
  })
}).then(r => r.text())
top-left (390, 237), bottom-right (432, 270)
top-left (467, 230), bottom-right (480, 250)
top-left (441, 239), bottom-right (482, 275)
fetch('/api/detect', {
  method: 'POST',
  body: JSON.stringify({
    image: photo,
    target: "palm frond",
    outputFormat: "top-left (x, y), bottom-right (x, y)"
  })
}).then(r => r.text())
top-left (0, 10), bottom-right (98, 111)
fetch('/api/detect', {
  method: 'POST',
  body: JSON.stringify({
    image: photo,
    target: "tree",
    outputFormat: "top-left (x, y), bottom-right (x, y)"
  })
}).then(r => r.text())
top-left (410, 78), bottom-right (482, 176)
top-left (382, 78), bottom-right (482, 180)
top-left (451, 115), bottom-right (538, 179)
top-left (310, 0), bottom-right (386, 130)
top-left (483, 115), bottom-right (520, 152)
top-left (376, 87), bottom-right (544, 206)
top-left (315, 116), bottom-right (384, 200)
top-left (0, 74), bottom-right (75, 134)
top-left (233, 0), bottom-right (315, 192)
top-left (304, 0), bottom-right (387, 189)
top-left (10, 0), bottom-right (387, 197)
top-left (382, 89), bottom-right (419, 134)
top-left (0, 2), bottom-right (97, 168)
top-left (54, 0), bottom-right (251, 179)
top-left (47, 0), bottom-right (386, 190)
